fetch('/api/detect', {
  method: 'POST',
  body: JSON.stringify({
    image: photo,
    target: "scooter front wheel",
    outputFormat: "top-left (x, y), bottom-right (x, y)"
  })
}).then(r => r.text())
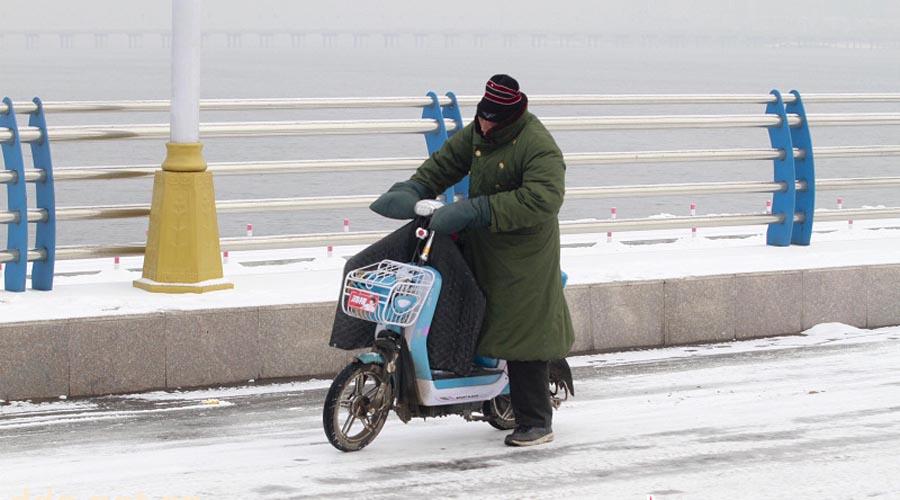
top-left (323, 362), bottom-right (393, 452)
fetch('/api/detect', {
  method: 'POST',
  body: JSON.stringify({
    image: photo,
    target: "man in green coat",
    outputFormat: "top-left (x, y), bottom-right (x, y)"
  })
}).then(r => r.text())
top-left (370, 74), bottom-right (574, 446)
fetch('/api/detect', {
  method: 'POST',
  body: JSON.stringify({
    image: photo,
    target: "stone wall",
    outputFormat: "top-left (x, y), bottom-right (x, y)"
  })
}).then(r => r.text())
top-left (2, 264), bottom-right (898, 401)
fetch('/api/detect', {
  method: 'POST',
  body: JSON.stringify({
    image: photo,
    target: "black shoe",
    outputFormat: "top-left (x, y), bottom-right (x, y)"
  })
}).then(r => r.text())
top-left (504, 426), bottom-right (554, 447)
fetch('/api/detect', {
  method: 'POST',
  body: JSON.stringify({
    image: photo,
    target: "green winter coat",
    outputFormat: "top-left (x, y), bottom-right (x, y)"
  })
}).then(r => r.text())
top-left (412, 111), bottom-right (574, 361)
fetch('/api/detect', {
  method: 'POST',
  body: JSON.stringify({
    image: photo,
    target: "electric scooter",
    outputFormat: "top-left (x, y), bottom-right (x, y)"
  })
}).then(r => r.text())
top-left (323, 199), bottom-right (574, 452)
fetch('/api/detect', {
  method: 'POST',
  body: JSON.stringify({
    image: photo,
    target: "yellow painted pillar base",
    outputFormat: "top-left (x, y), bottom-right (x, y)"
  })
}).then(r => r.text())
top-left (134, 143), bottom-right (233, 294)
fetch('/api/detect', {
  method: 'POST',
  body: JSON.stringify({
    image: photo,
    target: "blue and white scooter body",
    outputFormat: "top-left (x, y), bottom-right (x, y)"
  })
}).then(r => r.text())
top-left (366, 269), bottom-right (567, 407)
top-left (400, 267), bottom-right (509, 407)
top-left (345, 198), bottom-right (510, 408)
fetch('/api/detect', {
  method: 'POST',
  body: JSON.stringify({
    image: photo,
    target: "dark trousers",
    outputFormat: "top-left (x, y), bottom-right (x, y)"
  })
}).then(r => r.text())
top-left (507, 360), bottom-right (552, 429)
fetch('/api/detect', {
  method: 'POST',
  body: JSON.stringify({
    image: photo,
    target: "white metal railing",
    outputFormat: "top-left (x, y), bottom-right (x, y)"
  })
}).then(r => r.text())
top-left (1, 92), bottom-right (899, 268)
top-left (4, 119), bottom-right (462, 143)
top-left (6, 145), bottom-right (900, 184)
top-left (6, 175), bottom-right (900, 225)
top-left (3, 205), bottom-right (899, 265)
top-left (5, 113), bottom-right (900, 144)
top-left (4, 208), bottom-right (900, 265)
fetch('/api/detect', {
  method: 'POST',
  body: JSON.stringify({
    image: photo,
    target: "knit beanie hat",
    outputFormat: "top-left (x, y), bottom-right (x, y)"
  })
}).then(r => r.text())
top-left (476, 74), bottom-right (527, 123)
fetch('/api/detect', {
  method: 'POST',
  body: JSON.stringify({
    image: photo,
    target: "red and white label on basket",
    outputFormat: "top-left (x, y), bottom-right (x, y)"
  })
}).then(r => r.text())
top-left (347, 289), bottom-right (379, 313)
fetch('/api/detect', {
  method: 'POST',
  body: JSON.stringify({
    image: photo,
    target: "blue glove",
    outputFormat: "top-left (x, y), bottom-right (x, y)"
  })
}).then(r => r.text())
top-left (369, 180), bottom-right (432, 219)
top-left (429, 196), bottom-right (492, 234)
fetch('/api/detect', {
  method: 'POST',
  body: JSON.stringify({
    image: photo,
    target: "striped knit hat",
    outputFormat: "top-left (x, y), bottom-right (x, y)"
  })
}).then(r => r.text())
top-left (476, 74), bottom-right (527, 123)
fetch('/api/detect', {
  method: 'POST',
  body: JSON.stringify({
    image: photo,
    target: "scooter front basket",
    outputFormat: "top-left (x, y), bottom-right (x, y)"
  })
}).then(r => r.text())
top-left (342, 260), bottom-right (435, 327)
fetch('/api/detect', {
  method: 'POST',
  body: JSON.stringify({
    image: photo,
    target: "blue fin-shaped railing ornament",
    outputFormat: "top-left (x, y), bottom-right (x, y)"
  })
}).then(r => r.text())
top-left (420, 91), bottom-right (453, 202)
top-left (1, 97), bottom-right (28, 292)
top-left (28, 97), bottom-right (56, 290)
top-left (442, 92), bottom-right (469, 200)
top-left (786, 90), bottom-right (815, 246)
top-left (764, 90), bottom-right (797, 247)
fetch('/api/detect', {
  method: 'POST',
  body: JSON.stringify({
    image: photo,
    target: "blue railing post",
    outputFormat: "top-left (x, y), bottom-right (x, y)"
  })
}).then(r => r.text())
top-left (442, 92), bottom-right (469, 200)
top-left (420, 91), bottom-right (453, 200)
top-left (786, 90), bottom-right (815, 246)
top-left (0, 97), bottom-right (29, 291)
top-left (764, 90), bottom-right (797, 247)
top-left (28, 97), bottom-right (57, 290)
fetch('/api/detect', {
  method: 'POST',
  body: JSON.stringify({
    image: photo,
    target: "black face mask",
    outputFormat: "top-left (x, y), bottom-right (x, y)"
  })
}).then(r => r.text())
top-left (476, 100), bottom-right (515, 124)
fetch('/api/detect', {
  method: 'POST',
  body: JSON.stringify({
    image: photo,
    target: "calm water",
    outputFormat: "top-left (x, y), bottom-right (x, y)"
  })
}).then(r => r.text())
top-left (3, 45), bottom-right (900, 246)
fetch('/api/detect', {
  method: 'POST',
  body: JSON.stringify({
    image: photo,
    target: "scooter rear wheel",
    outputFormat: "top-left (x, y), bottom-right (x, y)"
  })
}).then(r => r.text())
top-left (323, 362), bottom-right (393, 452)
top-left (483, 395), bottom-right (516, 430)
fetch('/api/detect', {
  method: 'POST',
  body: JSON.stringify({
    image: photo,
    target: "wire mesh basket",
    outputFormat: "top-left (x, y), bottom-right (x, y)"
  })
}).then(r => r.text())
top-left (342, 260), bottom-right (436, 327)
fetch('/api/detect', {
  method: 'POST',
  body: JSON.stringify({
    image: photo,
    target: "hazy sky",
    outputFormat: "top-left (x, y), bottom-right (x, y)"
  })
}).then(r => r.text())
top-left (7, 1), bottom-right (900, 38)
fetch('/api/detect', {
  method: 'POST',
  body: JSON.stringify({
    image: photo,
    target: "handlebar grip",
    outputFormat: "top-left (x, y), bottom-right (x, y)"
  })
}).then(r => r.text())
top-left (414, 199), bottom-right (445, 217)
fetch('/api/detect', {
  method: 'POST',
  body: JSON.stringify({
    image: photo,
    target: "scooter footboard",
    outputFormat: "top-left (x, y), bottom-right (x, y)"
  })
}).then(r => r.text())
top-left (416, 363), bottom-right (509, 406)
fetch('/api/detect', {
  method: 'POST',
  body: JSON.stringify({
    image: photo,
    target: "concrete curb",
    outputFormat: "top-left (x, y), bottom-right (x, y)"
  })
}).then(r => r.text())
top-left (2, 264), bottom-right (899, 400)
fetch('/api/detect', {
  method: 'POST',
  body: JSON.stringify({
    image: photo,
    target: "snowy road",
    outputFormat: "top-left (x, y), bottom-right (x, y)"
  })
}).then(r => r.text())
top-left (2, 324), bottom-right (900, 499)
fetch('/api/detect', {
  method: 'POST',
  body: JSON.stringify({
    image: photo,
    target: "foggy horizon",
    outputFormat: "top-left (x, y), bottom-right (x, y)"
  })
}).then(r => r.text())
top-left (5, 0), bottom-right (900, 40)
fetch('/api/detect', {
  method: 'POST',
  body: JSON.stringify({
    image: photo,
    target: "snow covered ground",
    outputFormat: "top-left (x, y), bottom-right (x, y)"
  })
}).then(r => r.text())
top-left (2, 322), bottom-right (899, 499)
top-left (1, 218), bottom-right (898, 324)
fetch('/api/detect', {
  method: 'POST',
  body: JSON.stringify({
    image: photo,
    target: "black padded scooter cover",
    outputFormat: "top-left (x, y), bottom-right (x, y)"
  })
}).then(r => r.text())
top-left (329, 221), bottom-right (486, 375)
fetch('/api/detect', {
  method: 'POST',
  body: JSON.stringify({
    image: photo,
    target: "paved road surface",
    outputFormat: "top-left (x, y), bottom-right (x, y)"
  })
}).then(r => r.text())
top-left (2, 326), bottom-right (900, 499)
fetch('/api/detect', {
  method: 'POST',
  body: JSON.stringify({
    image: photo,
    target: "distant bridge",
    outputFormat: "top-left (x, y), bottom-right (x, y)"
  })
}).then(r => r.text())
top-left (2, 30), bottom-right (899, 50)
